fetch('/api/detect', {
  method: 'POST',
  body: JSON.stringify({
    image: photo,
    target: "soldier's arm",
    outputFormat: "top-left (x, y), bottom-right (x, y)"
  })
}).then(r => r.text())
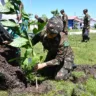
top-left (32, 32), bottom-right (41, 45)
top-left (32, 27), bottom-right (46, 45)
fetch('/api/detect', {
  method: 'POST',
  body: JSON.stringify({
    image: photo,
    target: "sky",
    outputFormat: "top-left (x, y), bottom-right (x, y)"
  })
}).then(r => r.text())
top-left (21, 0), bottom-right (96, 19)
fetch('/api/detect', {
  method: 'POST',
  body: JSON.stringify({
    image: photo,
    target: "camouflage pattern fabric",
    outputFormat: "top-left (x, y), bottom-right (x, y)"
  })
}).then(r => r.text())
top-left (32, 31), bottom-right (74, 80)
top-left (47, 16), bottom-right (63, 34)
top-left (83, 13), bottom-right (90, 29)
top-left (82, 13), bottom-right (90, 42)
top-left (61, 13), bottom-right (68, 35)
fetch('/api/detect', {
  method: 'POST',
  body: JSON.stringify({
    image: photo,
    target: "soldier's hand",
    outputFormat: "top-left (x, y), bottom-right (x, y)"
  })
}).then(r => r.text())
top-left (3, 40), bottom-right (10, 44)
top-left (34, 63), bottom-right (47, 71)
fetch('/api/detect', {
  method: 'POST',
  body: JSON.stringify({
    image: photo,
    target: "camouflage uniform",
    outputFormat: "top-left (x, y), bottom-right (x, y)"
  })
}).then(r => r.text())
top-left (61, 14), bottom-right (68, 35)
top-left (82, 13), bottom-right (90, 42)
top-left (32, 31), bottom-right (74, 80)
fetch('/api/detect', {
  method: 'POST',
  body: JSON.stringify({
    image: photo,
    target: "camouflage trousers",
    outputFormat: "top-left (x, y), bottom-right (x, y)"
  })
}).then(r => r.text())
top-left (82, 28), bottom-right (90, 42)
top-left (38, 47), bottom-right (74, 80)
top-left (55, 47), bottom-right (74, 80)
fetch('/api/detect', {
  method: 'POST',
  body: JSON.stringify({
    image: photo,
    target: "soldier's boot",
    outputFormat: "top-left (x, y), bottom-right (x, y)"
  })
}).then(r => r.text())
top-left (81, 36), bottom-right (86, 42)
top-left (72, 63), bottom-right (77, 70)
top-left (55, 68), bottom-right (70, 80)
top-left (87, 36), bottom-right (90, 41)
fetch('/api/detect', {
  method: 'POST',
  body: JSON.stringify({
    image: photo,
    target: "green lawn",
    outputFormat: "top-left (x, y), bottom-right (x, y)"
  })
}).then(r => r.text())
top-left (69, 33), bottom-right (96, 65)
top-left (68, 29), bottom-right (82, 32)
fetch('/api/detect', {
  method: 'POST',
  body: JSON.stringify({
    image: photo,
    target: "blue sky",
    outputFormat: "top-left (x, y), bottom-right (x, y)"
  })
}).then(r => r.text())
top-left (21, 0), bottom-right (96, 19)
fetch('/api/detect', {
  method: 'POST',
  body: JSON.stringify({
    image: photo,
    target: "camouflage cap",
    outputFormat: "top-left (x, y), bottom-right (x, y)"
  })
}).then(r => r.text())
top-left (47, 16), bottom-right (63, 34)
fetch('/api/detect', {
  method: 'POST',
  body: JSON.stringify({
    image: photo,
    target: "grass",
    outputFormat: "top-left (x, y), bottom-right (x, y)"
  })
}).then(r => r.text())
top-left (69, 33), bottom-right (96, 65)
top-left (0, 91), bottom-right (8, 96)
top-left (71, 71), bottom-right (85, 78)
top-left (85, 78), bottom-right (96, 95)
top-left (68, 29), bottom-right (82, 32)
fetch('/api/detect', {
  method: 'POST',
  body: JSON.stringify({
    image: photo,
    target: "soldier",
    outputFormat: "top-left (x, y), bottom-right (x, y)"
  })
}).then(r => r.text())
top-left (60, 9), bottom-right (68, 35)
top-left (82, 9), bottom-right (90, 42)
top-left (32, 16), bottom-right (76, 80)
top-left (35, 15), bottom-right (45, 23)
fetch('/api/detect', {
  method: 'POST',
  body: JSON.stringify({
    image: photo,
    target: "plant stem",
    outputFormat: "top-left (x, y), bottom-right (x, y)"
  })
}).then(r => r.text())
top-left (35, 76), bottom-right (38, 90)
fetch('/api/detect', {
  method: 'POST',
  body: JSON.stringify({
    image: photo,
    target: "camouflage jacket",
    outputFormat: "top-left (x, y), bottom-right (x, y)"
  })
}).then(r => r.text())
top-left (83, 13), bottom-right (90, 29)
top-left (32, 31), bottom-right (74, 67)
top-left (62, 14), bottom-right (68, 32)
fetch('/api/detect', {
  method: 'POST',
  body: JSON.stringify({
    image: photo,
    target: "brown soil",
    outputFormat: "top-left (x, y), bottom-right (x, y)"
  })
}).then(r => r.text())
top-left (0, 45), bottom-right (27, 90)
top-left (71, 65), bottom-right (96, 83)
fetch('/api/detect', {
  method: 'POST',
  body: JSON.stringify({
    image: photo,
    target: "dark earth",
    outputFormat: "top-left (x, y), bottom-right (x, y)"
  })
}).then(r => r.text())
top-left (0, 45), bottom-right (96, 96)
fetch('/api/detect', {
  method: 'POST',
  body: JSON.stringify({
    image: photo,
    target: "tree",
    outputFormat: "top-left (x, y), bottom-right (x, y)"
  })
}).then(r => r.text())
top-left (51, 9), bottom-right (60, 17)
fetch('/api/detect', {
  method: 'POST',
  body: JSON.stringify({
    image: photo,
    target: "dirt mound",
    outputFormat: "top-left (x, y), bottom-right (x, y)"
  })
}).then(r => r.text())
top-left (71, 65), bottom-right (96, 83)
top-left (75, 65), bottom-right (96, 78)
top-left (0, 45), bottom-right (27, 90)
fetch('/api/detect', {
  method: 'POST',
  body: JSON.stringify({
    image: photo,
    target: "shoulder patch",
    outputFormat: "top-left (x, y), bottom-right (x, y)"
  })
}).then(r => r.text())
top-left (64, 41), bottom-right (69, 47)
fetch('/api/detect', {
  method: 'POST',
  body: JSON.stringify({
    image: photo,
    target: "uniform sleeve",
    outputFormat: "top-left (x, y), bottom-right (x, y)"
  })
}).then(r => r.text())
top-left (46, 45), bottom-right (64, 66)
top-left (32, 28), bottom-right (46, 45)
top-left (32, 32), bottom-right (42, 45)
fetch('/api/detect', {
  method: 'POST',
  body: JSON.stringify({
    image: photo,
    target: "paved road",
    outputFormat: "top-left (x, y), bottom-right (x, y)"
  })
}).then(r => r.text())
top-left (69, 30), bottom-right (96, 35)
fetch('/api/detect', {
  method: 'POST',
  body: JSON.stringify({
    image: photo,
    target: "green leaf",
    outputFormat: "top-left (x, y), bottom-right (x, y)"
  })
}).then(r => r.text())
top-left (0, 5), bottom-right (10, 13)
top-left (0, 2), bottom-right (15, 14)
top-left (5, 0), bottom-right (9, 3)
top-left (1, 20), bottom-right (17, 27)
top-left (24, 48), bottom-right (32, 58)
top-left (23, 58), bottom-right (32, 67)
top-left (32, 56), bottom-right (40, 66)
top-left (33, 22), bottom-right (46, 34)
top-left (5, 2), bottom-right (14, 10)
top-left (22, 12), bottom-right (29, 20)
top-left (9, 37), bottom-right (28, 47)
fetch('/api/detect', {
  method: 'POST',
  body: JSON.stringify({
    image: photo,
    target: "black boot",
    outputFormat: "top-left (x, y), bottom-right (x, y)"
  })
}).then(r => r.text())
top-left (72, 63), bottom-right (77, 70)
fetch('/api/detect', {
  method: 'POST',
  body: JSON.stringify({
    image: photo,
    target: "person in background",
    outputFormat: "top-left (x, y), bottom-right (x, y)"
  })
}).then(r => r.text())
top-left (82, 9), bottom-right (90, 42)
top-left (60, 9), bottom-right (68, 35)
top-left (35, 15), bottom-right (45, 23)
